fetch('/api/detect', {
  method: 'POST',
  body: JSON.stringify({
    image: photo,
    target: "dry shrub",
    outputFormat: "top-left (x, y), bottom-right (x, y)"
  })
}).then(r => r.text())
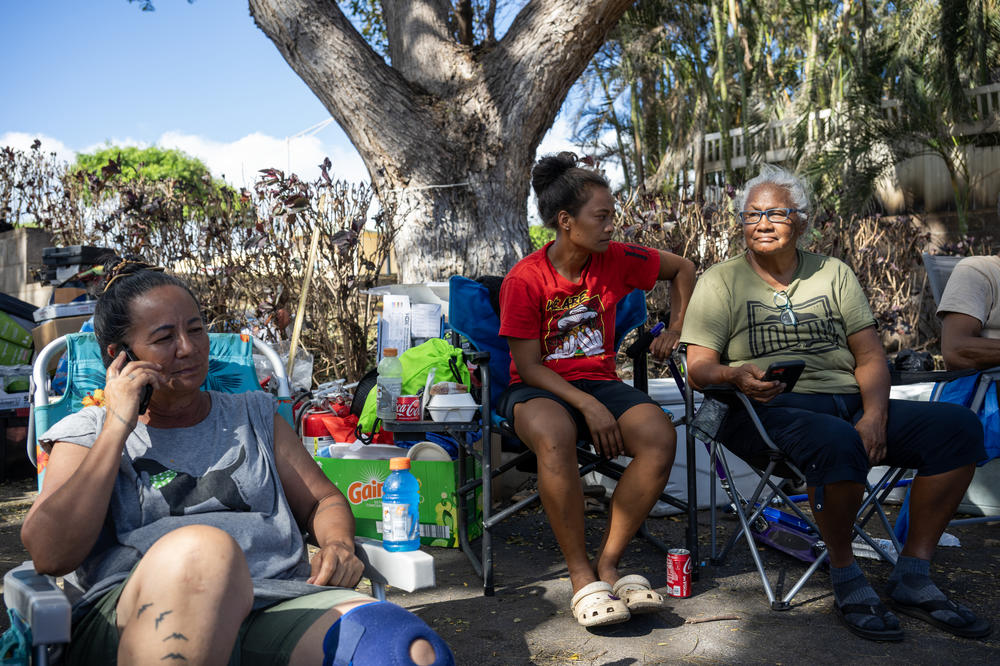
top-left (2, 143), bottom-right (394, 384)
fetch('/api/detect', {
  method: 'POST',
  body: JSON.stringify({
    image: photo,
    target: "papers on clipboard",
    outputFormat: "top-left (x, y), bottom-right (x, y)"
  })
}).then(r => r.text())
top-left (411, 304), bottom-right (442, 338)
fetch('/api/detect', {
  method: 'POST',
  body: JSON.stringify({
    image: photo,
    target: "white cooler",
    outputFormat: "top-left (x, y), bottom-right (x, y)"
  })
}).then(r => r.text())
top-left (586, 378), bottom-right (760, 515)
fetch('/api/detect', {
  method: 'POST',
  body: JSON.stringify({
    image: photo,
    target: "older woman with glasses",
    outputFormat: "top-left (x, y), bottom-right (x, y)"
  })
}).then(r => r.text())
top-left (680, 165), bottom-right (990, 642)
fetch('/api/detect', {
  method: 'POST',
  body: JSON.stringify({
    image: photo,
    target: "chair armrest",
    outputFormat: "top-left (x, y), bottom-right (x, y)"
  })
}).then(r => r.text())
top-left (3, 562), bottom-right (71, 646)
top-left (354, 537), bottom-right (435, 593)
top-left (890, 368), bottom-right (977, 386)
top-left (463, 350), bottom-right (490, 364)
top-left (701, 384), bottom-right (738, 395)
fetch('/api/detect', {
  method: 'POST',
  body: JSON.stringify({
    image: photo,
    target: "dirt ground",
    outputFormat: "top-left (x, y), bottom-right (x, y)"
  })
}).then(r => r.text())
top-left (1, 468), bottom-right (997, 665)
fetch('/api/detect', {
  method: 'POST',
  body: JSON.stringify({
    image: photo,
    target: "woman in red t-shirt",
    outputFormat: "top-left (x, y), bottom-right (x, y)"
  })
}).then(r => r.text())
top-left (498, 152), bottom-right (695, 627)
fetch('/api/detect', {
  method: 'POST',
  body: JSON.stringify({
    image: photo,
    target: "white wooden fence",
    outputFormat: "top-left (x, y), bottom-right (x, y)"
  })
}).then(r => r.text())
top-left (701, 83), bottom-right (1000, 212)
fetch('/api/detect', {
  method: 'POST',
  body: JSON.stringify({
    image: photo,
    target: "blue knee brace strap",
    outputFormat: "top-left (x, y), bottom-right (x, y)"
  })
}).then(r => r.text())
top-left (322, 601), bottom-right (455, 666)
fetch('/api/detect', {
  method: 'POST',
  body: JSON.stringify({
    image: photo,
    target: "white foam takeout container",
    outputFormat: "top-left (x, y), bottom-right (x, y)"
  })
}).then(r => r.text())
top-left (426, 393), bottom-right (480, 422)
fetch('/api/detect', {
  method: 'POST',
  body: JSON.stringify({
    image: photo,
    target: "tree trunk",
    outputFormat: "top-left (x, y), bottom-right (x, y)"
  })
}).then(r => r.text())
top-left (248, 0), bottom-right (636, 282)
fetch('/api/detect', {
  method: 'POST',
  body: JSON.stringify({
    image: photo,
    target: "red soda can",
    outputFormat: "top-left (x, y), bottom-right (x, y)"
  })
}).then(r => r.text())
top-left (666, 548), bottom-right (692, 598)
top-left (395, 395), bottom-right (421, 421)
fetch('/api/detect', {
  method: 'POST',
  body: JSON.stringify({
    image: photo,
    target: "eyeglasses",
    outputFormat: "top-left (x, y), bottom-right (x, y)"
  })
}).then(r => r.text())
top-left (738, 208), bottom-right (804, 226)
top-left (773, 290), bottom-right (797, 326)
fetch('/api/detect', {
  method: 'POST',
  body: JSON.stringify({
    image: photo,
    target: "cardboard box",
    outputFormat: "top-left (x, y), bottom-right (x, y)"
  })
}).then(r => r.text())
top-left (53, 288), bottom-right (88, 304)
top-left (0, 311), bottom-right (32, 348)
top-left (31, 315), bottom-right (91, 368)
top-left (316, 456), bottom-right (482, 548)
top-left (0, 341), bottom-right (32, 365)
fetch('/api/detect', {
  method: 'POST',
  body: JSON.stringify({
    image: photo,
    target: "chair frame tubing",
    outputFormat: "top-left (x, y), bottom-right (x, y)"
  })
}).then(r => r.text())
top-left (702, 391), bottom-right (903, 610)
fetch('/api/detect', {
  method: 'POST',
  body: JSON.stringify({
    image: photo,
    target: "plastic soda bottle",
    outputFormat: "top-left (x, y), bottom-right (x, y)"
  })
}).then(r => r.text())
top-left (375, 348), bottom-right (403, 422)
top-left (381, 457), bottom-right (421, 551)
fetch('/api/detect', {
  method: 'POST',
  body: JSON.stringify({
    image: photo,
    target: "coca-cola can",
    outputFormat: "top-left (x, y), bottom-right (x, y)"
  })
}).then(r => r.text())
top-left (395, 395), bottom-right (421, 421)
top-left (666, 548), bottom-right (692, 598)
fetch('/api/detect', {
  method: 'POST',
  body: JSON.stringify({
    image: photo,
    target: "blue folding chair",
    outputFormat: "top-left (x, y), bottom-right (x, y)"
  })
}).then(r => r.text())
top-left (889, 254), bottom-right (1000, 540)
top-left (447, 275), bottom-right (699, 596)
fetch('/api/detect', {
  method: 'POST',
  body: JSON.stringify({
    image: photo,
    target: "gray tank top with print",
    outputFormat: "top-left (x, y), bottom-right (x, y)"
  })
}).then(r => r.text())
top-left (41, 391), bottom-right (322, 618)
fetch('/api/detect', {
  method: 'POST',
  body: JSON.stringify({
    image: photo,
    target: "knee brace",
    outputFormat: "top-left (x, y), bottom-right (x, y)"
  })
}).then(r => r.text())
top-left (322, 601), bottom-right (455, 666)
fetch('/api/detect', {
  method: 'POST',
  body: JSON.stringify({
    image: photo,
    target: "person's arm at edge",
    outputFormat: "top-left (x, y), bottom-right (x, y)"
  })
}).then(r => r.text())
top-left (274, 416), bottom-right (364, 587)
top-left (941, 311), bottom-right (1000, 370)
top-left (507, 337), bottom-right (625, 457)
top-left (847, 325), bottom-right (890, 464)
top-left (21, 437), bottom-right (124, 575)
top-left (651, 250), bottom-right (695, 356)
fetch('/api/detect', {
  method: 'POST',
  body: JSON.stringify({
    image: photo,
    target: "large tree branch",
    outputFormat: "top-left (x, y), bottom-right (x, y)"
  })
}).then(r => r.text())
top-left (381, 0), bottom-right (471, 92)
top-left (485, 0), bottom-right (636, 149)
top-left (249, 0), bottom-right (446, 182)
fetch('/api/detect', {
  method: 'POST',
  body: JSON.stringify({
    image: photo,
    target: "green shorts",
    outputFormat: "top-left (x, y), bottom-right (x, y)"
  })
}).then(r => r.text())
top-left (66, 578), bottom-right (368, 666)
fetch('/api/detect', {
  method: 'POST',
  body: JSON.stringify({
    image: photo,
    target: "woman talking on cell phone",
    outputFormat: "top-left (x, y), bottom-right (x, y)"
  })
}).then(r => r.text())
top-left (680, 165), bottom-right (990, 642)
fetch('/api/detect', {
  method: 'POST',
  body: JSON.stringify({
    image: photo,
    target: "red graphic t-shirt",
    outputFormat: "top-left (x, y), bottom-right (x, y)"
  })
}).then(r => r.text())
top-left (499, 241), bottom-right (660, 383)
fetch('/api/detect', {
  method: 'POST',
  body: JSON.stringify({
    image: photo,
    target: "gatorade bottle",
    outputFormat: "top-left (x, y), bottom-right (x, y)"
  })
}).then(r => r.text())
top-left (375, 348), bottom-right (403, 422)
top-left (381, 457), bottom-right (421, 551)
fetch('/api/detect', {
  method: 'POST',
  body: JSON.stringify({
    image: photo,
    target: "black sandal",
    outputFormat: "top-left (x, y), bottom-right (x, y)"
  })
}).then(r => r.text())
top-left (834, 601), bottom-right (904, 642)
top-left (887, 597), bottom-right (992, 639)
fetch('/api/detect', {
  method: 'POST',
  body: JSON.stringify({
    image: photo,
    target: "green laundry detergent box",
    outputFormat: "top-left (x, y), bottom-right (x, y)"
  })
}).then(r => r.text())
top-left (0, 312), bottom-right (32, 348)
top-left (315, 454), bottom-right (482, 548)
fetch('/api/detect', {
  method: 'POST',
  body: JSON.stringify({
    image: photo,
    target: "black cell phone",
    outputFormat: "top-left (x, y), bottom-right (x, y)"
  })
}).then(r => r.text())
top-left (122, 345), bottom-right (153, 415)
top-left (763, 360), bottom-right (805, 393)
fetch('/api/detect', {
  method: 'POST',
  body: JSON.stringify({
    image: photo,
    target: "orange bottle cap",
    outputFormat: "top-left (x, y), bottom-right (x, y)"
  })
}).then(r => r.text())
top-left (389, 457), bottom-right (411, 470)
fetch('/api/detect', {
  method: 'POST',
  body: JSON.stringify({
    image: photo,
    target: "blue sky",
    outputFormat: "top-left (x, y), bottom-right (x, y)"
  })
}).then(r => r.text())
top-left (1, 0), bottom-right (583, 190)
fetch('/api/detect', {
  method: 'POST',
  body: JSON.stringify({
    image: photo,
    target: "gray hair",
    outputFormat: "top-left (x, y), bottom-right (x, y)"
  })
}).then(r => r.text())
top-left (734, 164), bottom-right (811, 226)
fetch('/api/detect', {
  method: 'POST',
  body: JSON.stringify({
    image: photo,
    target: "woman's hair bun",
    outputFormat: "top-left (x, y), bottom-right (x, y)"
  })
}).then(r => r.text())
top-left (531, 152), bottom-right (578, 196)
top-left (530, 152), bottom-right (610, 228)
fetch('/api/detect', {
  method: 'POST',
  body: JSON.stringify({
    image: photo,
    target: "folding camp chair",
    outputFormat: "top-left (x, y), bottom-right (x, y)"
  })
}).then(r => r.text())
top-left (889, 253), bottom-right (1000, 531)
top-left (4, 332), bottom-right (433, 666)
top-left (922, 252), bottom-right (964, 304)
top-left (446, 275), bottom-right (699, 596)
top-left (685, 347), bottom-right (980, 611)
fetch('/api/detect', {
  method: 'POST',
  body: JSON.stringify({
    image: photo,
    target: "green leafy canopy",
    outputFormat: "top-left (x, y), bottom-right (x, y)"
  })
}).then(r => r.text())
top-left (70, 145), bottom-right (227, 199)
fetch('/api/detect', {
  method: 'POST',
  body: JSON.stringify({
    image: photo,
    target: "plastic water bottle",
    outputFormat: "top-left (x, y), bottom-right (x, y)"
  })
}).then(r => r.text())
top-left (381, 457), bottom-right (421, 551)
top-left (375, 348), bottom-right (403, 422)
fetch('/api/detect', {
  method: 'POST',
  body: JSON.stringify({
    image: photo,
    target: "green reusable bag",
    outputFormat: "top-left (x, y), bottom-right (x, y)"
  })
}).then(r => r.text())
top-left (358, 338), bottom-right (471, 433)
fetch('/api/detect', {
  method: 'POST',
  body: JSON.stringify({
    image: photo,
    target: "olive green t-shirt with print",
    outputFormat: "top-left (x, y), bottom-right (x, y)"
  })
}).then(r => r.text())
top-left (681, 250), bottom-right (877, 394)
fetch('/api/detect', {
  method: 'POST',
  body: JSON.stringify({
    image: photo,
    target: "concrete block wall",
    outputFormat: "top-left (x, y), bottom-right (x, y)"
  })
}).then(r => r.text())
top-left (0, 227), bottom-right (52, 308)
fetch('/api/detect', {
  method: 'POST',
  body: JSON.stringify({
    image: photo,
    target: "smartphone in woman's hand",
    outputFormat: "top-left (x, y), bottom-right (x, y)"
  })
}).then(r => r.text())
top-left (122, 345), bottom-right (153, 415)
top-left (763, 360), bottom-right (805, 393)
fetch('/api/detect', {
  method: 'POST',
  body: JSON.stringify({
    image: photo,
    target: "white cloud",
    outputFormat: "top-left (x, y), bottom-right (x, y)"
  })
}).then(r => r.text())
top-left (157, 130), bottom-right (370, 189)
top-left (2, 127), bottom-right (371, 190)
top-left (80, 137), bottom-right (150, 154)
top-left (0, 132), bottom-right (76, 164)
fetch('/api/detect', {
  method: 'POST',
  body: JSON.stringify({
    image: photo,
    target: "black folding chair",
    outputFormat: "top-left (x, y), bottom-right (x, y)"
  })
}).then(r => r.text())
top-left (682, 350), bottom-right (973, 610)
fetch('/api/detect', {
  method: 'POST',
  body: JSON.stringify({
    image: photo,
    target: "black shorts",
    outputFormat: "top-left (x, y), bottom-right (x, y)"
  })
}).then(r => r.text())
top-left (497, 379), bottom-right (659, 441)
